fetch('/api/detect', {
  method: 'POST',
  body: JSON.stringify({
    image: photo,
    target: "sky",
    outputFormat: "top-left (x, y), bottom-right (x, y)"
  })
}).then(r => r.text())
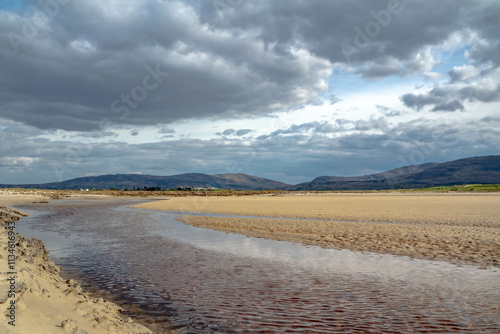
top-left (0, 0), bottom-right (499, 185)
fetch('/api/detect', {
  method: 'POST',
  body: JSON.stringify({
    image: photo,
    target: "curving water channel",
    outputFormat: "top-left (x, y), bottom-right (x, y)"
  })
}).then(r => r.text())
top-left (14, 199), bottom-right (500, 333)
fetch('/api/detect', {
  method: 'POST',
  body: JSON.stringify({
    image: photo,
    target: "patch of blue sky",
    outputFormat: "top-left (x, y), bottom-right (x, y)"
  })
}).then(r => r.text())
top-left (0, 0), bottom-right (23, 12)
top-left (432, 45), bottom-right (470, 74)
top-left (326, 44), bottom-right (471, 100)
top-left (326, 70), bottom-right (421, 98)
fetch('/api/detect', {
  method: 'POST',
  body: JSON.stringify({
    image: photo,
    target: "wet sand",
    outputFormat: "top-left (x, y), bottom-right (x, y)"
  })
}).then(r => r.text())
top-left (0, 192), bottom-right (153, 334)
top-left (136, 193), bottom-right (500, 267)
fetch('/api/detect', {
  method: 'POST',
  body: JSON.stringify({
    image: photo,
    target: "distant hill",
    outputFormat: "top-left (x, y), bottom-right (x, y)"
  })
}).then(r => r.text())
top-left (289, 155), bottom-right (500, 190)
top-left (396, 155), bottom-right (500, 188)
top-left (1, 155), bottom-right (499, 191)
top-left (213, 173), bottom-right (290, 190)
top-left (0, 173), bottom-right (291, 191)
top-left (290, 163), bottom-right (439, 190)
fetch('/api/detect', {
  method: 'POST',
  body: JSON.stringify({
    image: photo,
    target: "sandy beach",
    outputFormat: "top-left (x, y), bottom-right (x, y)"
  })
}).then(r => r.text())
top-left (136, 193), bottom-right (500, 267)
top-left (0, 190), bottom-right (153, 334)
top-left (2, 190), bottom-right (499, 332)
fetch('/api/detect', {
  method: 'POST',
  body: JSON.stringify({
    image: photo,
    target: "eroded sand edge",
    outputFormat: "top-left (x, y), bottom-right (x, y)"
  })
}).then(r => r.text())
top-left (0, 191), bottom-right (154, 334)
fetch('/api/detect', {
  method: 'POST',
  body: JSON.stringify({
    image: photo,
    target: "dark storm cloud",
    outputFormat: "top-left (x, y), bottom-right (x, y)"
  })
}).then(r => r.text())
top-left (1, 0), bottom-right (499, 131)
top-left (221, 0), bottom-right (500, 73)
top-left (0, 0), bottom-right (330, 131)
top-left (480, 115), bottom-right (500, 123)
top-left (376, 105), bottom-right (403, 117)
top-left (355, 57), bottom-right (402, 80)
top-left (431, 99), bottom-right (464, 112)
top-left (400, 88), bottom-right (449, 110)
top-left (354, 117), bottom-right (389, 131)
top-left (158, 127), bottom-right (175, 134)
top-left (385, 110), bottom-right (402, 117)
top-left (220, 129), bottom-right (236, 136)
top-left (235, 129), bottom-right (252, 136)
top-left (217, 128), bottom-right (252, 136)
top-left (400, 82), bottom-right (500, 111)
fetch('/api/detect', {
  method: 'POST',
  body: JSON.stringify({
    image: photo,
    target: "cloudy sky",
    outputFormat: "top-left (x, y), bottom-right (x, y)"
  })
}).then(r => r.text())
top-left (1, 0), bottom-right (499, 184)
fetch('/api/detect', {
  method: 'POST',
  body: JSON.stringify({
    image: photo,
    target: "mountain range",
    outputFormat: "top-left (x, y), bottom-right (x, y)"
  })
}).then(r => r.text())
top-left (2, 155), bottom-right (499, 191)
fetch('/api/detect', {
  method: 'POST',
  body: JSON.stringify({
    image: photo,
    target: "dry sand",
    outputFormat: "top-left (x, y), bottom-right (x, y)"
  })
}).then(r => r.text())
top-left (136, 193), bottom-right (500, 267)
top-left (0, 191), bottom-right (153, 334)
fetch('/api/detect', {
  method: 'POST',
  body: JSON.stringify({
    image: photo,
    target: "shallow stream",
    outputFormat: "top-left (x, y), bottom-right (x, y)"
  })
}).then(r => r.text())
top-left (14, 199), bottom-right (500, 333)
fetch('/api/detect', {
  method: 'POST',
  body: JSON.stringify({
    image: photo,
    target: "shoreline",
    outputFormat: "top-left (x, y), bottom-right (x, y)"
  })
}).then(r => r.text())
top-left (136, 193), bottom-right (500, 268)
top-left (0, 193), bottom-right (154, 333)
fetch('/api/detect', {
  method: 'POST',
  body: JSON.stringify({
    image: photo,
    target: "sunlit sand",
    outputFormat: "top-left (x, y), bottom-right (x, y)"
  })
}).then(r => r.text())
top-left (136, 193), bottom-right (500, 267)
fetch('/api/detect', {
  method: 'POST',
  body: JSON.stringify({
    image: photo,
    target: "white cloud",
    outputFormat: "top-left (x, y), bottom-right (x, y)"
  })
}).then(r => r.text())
top-left (0, 156), bottom-right (39, 167)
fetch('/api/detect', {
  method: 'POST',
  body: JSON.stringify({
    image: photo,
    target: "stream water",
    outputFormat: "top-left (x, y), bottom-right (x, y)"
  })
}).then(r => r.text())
top-left (14, 199), bottom-right (500, 333)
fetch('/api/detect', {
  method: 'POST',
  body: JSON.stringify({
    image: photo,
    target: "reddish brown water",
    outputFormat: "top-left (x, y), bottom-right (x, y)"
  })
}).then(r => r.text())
top-left (15, 200), bottom-right (500, 333)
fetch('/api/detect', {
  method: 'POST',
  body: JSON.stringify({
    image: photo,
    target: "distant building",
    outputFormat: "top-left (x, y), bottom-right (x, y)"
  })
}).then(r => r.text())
top-left (177, 185), bottom-right (216, 191)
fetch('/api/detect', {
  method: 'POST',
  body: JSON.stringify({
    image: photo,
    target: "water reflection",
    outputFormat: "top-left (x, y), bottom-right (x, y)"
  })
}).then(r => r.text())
top-left (14, 200), bottom-right (500, 333)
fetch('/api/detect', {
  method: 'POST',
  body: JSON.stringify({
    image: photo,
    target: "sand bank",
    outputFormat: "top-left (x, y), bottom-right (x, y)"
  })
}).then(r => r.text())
top-left (136, 193), bottom-right (500, 267)
top-left (0, 193), bottom-right (153, 334)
